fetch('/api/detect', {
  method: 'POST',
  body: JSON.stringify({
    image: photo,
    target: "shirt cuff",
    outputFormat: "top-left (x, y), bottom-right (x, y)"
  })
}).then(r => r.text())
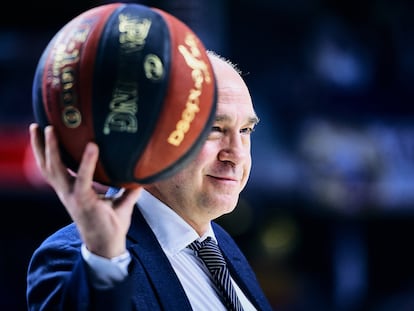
top-left (81, 243), bottom-right (131, 289)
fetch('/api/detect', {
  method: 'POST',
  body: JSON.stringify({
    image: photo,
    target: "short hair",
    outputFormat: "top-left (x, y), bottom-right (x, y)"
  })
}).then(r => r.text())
top-left (206, 50), bottom-right (244, 76)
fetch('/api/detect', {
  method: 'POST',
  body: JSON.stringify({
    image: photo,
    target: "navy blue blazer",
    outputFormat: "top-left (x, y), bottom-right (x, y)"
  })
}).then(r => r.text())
top-left (27, 205), bottom-right (273, 310)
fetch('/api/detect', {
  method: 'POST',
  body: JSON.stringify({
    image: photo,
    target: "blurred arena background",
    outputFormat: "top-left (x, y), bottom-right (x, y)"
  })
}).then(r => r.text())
top-left (1, 0), bottom-right (414, 310)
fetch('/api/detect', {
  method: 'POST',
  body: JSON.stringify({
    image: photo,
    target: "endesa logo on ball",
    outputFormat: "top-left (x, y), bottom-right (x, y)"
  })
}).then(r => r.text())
top-left (167, 34), bottom-right (212, 147)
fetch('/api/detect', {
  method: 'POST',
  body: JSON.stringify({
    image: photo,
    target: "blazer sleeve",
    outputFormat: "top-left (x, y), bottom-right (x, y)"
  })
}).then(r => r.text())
top-left (26, 223), bottom-right (133, 311)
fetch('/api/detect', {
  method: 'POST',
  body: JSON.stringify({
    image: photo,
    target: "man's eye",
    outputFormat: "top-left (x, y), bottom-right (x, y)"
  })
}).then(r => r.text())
top-left (241, 127), bottom-right (254, 134)
top-left (211, 126), bottom-right (222, 132)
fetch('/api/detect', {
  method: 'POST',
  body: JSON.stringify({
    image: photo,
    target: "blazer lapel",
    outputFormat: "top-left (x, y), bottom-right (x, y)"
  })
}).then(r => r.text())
top-left (127, 207), bottom-right (193, 311)
top-left (214, 223), bottom-right (271, 311)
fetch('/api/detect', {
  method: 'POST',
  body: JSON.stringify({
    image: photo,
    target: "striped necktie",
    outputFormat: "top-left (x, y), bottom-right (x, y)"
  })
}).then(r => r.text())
top-left (188, 237), bottom-right (244, 311)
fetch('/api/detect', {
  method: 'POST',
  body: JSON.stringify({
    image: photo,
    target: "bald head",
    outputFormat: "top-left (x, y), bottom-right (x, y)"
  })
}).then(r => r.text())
top-left (207, 52), bottom-right (254, 114)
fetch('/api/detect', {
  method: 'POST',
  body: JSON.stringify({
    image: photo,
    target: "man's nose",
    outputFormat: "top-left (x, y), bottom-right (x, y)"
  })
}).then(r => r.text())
top-left (217, 133), bottom-right (248, 164)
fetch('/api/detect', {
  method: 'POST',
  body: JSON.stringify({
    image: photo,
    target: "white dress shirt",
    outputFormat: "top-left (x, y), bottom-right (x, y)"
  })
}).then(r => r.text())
top-left (82, 189), bottom-right (256, 310)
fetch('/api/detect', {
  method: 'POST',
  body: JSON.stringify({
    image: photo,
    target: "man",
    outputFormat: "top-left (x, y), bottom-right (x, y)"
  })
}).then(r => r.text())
top-left (27, 52), bottom-right (273, 310)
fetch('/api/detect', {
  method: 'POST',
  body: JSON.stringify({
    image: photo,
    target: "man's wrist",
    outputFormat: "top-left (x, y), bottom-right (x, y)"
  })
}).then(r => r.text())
top-left (81, 243), bottom-right (131, 289)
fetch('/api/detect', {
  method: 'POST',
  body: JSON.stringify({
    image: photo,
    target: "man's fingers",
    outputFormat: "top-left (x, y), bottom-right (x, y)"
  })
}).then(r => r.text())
top-left (29, 123), bottom-right (45, 171)
top-left (43, 125), bottom-right (70, 184)
top-left (113, 186), bottom-right (142, 219)
top-left (116, 186), bottom-right (142, 207)
top-left (30, 124), bottom-right (72, 195)
top-left (74, 142), bottom-right (99, 194)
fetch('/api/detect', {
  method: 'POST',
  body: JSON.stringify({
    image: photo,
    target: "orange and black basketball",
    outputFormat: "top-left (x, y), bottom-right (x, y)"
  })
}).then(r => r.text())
top-left (32, 2), bottom-right (216, 187)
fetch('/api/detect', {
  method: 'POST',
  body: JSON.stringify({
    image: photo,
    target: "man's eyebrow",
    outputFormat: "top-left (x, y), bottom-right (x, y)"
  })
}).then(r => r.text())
top-left (214, 114), bottom-right (230, 123)
top-left (250, 116), bottom-right (260, 125)
top-left (215, 114), bottom-right (260, 125)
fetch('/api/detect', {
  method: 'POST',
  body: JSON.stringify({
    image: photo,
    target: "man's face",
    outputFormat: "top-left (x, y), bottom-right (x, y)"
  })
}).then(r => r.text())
top-left (146, 57), bottom-right (258, 225)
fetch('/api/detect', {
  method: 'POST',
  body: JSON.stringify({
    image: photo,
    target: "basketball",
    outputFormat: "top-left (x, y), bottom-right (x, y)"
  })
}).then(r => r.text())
top-left (32, 2), bottom-right (216, 187)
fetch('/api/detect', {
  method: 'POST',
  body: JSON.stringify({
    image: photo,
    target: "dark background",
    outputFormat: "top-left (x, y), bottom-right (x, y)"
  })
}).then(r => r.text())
top-left (1, 0), bottom-right (414, 310)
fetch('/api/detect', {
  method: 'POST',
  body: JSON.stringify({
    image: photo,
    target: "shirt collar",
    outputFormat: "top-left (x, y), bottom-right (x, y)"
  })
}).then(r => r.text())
top-left (136, 189), bottom-right (216, 256)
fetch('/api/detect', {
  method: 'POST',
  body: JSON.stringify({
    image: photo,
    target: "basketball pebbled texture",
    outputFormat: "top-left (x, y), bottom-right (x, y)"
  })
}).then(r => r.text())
top-left (32, 2), bottom-right (217, 187)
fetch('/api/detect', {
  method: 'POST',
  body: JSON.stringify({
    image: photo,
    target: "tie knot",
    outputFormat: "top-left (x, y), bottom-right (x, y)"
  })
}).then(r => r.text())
top-left (188, 237), bottom-right (216, 252)
top-left (188, 237), bottom-right (226, 266)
